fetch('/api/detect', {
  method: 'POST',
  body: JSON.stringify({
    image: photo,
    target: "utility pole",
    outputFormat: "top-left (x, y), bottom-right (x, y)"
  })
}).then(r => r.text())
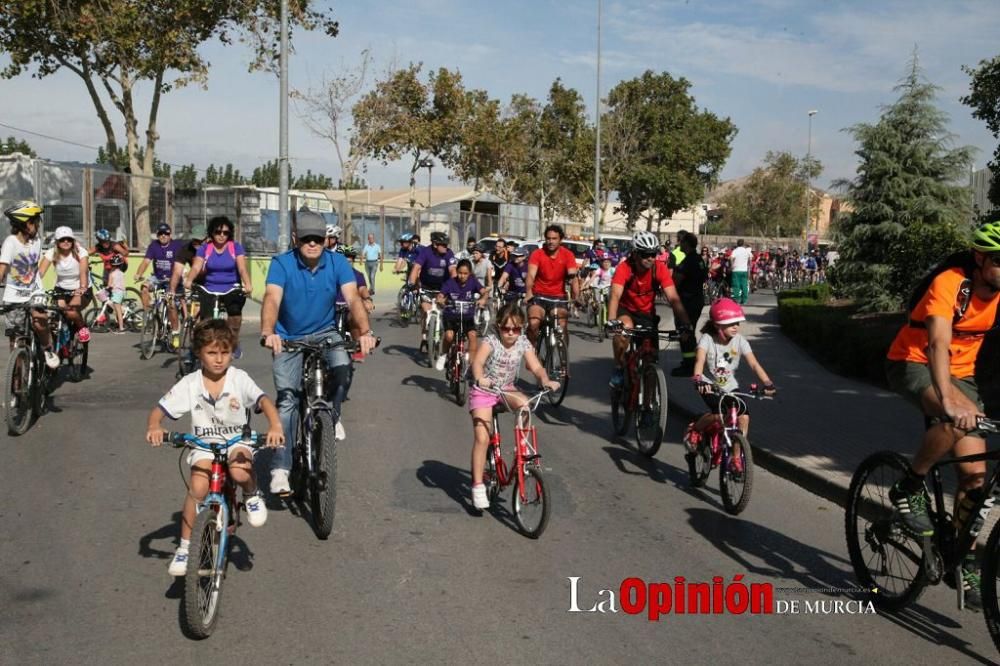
top-left (278, 0), bottom-right (290, 252)
top-left (592, 0), bottom-right (602, 241)
top-left (805, 109), bottom-right (817, 249)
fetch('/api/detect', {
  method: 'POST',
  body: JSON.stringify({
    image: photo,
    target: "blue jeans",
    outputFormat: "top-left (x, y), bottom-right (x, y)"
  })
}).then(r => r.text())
top-left (365, 260), bottom-right (378, 294)
top-left (271, 328), bottom-right (350, 472)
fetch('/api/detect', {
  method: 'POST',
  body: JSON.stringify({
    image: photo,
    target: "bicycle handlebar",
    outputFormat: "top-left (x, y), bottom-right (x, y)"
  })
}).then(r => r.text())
top-left (695, 380), bottom-right (775, 399)
top-left (163, 431), bottom-right (263, 451)
top-left (259, 335), bottom-right (382, 354)
top-left (615, 326), bottom-right (683, 341)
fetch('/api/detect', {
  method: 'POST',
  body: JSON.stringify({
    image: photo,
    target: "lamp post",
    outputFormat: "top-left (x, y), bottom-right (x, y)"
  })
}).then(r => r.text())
top-left (593, 0), bottom-right (602, 241)
top-left (277, 0), bottom-right (289, 252)
top-left (805, 109), bottom-right (817, 248)
top-left (419, 158), bottom-right (433, 209)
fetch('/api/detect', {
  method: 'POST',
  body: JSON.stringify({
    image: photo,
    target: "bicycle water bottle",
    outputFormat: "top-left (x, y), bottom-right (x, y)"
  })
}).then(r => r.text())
top-left (314, 362), bottom-right (324, 400)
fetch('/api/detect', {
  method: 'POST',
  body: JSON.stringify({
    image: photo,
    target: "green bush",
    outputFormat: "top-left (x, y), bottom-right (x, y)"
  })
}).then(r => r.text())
top-left (777, 291), bottom-right (903, 385)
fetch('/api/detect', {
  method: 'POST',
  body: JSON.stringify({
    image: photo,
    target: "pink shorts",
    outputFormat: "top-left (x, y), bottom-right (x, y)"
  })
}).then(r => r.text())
top-left (468, 385), bottom-right (515, 412)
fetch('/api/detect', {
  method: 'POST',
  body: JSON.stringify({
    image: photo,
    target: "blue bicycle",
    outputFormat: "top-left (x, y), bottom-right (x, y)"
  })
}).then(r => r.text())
top-left (164, 429), bottom-right (263, 639)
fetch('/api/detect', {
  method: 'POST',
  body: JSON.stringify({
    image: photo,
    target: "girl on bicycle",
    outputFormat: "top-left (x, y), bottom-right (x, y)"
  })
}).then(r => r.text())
top-left (39, 226), bottom-right (92, 342)
top-left (689, 298), bottom-right (776, 439)
top-left (468, 303), bottom-right (559, 510)
top-left (184, 216), bottom-right (252, 357)
top-left (107, 254), bottom-right (128, 334)
top-left (436, 259), bottom-right (487, 371)
top-left (145, 319), bottom-right (284, 576)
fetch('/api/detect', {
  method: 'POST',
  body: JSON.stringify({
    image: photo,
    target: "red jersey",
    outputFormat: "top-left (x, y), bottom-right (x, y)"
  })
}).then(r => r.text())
top-left (528, 246), bottom-right (577, 298)
top-left (613, 259), bottom-right (674, 314)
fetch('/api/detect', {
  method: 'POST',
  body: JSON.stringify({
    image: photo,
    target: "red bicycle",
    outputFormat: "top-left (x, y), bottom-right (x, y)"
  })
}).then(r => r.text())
top-left (609, 326), bottom-right (680, 457)
top-left (482, 386), bottom-right (552, 538)
top-left (444, 301), bottom-right (476, 405)
top-left (684, 383), bottom-right (772, 515)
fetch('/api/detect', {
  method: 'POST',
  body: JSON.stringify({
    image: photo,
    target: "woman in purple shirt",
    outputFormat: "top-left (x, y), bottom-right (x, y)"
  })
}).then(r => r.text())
top-left (183, 216), bottom-right (253, 354)
top-left (435, 259), bottom-right (488, 371)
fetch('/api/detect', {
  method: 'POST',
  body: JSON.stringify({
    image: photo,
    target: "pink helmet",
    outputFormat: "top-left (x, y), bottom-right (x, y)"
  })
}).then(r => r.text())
top-left (710, 298), bottom-right (745, 325)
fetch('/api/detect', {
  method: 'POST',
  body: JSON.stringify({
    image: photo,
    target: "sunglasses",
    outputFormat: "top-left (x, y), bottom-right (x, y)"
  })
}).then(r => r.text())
top-left (158, 231), bottom-right (171, 236)
top-left (300, 236), bottom-right (324, 245)
top-left (637, 251), bottom-right (657, 259)
top-left (500, 325), bottom-right (521, 334)
top-left (214, 228), bottom-right (232, 237)
top-left (58, 237), bottom-right (74, 243)
top-left (988, 254), bottom-right (1000, 267)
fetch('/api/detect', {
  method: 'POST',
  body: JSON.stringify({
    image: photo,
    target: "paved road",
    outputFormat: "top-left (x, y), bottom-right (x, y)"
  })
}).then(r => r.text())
top-left (1, 298), bottom-right (998, 663)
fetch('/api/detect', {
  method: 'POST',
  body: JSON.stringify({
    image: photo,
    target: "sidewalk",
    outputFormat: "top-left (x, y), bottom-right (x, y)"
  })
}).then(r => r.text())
top-left (664, 293), bottom-right (925, 508)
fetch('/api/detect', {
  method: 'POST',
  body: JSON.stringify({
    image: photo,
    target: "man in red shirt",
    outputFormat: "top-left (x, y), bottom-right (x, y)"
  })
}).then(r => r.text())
top-left (607, 230), bottom-right (693, 388)
top-left (525, 224), bottom-right (580, 346)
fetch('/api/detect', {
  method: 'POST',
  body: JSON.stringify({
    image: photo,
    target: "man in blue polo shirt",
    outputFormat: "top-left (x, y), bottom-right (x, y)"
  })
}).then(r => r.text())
top-left (260, 210), bottom-right (377, 495)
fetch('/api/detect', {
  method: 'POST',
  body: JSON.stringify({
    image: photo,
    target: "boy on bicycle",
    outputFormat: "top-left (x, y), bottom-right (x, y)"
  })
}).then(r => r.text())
top-left (146, 319), bottom-right (284, 576)
top-left (885, 223), bottom-right (1000, 609)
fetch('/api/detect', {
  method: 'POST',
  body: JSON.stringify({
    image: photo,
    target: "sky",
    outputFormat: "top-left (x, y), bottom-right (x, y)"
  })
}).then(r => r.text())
top-left (1, 0), bottom-right (999, 196)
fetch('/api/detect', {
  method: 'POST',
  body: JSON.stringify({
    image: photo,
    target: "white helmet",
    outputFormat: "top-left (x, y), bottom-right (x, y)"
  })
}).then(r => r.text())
top-left (632, 230), bottom-right (659, 252)
top-left (326, 224), bottom-right (342, 238)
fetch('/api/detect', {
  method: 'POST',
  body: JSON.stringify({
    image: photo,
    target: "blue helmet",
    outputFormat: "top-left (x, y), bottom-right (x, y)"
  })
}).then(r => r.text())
top-left (399, 233), bottom-right (414, 242)
top-left (95, 229), bottom-right (111, 242)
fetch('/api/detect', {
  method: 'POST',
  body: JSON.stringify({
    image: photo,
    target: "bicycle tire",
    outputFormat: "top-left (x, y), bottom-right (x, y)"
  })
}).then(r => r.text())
top-left (4, 347), bottom-right (33, 435)
top-left (982, 518), bottom-right (1000, 652)
top-left (719, 432), bottom-right (754, 515)
top-left (85, 305), bottom-right (109, 333)
top-left (634, 364), bottom-right (668, 458)
top-left (545, 338), bottom-right (569, 406)
top-left (685, 442), bottom-right (711, 487)
top-left (182, 507), bottom-right (226, 639)
top-left (310, 410), bottom-right (338, 540)
top-left (139, 309), bottom-right (160, 359)
top-left (425, 312), bottom-right (439, 368)
top-left (397, 287), bottom-right (410, 328)
top-left (513, 465), bottom-right (550, 539)
top-left (123, 297), bottom-right (144, 332)
top-left (610, 365), bottom-right (632, 437)
top-left (454, 350), bottom-right (468, 405)
top-left (844, 451), bottom-right (927, 611)
top-left (70, 340), bottom-right (88, 382)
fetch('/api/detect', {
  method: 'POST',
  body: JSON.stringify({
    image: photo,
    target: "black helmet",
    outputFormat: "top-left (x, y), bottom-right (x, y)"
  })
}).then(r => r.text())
top-left (430, 231), bottom-right (449, 246)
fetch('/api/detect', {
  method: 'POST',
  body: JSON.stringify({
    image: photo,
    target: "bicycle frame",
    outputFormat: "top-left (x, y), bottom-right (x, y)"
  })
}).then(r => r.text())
top-left (487, 388), bottom-right (549, 502)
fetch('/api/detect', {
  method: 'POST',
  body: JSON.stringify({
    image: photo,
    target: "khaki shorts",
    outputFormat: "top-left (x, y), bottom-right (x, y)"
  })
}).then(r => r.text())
top-left (885, 359), bottom-right (986, 434)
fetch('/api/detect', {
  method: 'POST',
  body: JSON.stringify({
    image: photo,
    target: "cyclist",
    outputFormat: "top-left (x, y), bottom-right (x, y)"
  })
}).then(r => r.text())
top-left (885, 223), bottom-right (1000, 608)
top-left (394, 233), bottom-right (420, 277)
top-left (146, 319), bottom-right (284, 576)
top-left (135, 223), bottom-right (183, 342)
top-left (585, 239), bottom-right (609, 264)
top-left (183, 216), bottom-right (252, 357)
top-left (456, 235), bottom-right (478, 261)
top-left (468, 302), bottom-right (559, 510)
top-left (469, 245), bottom-right (493, 294)
top-left (688, 298), bottom-right (776, 440)
top-left (1, 201), bottom-right (59, 368)
top-left (89, 228), bottom-right (129, 284)
top-left (525, 224), bottom-right (579, 348)
top-left (606, 230), bottom-right (693, 388)
top-left (407, 231), bottom-right (457, 354)
top-left (167, 235), bottom-right (206, 347)
top-left (39, 225), bottom-right (92, 343)
top-left (107, 253), bottom-right (128, 334)
top-left (260, 210), bottom-right (376, 494)
top-left (336, 246), bottom-right (375, 342)
top-left (490, 238), bottom-right (509, 284)
top-left (325, 224), bottom-right (343, 254)
top-left (671, 233), bottom-right (708, 376)
top-left (436, 258), bottom-right (488, 370)
top-left (497, 246), bottom-right (528, 303)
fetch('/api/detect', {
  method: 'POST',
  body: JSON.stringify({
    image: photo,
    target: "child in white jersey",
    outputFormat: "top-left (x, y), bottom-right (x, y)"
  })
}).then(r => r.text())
top-left (146, 320), bottom-right (284, 576)
top-left (690, 298), bottom-right (775, 438)
top-left (468, 303), bottom-right (559, 510)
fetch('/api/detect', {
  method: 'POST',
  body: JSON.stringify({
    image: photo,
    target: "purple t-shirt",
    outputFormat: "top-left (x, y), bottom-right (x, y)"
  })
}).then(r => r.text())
top-left (414, 245), bottom-right (457, 290)
top-left (336, 268), bottom-right (366, 305)
top-left (197, 241), bottom-right (245, 292)
top-left (145, 239), bottom-right (184, 280)
top-left (503, 262), bottom-right (528, 294)
top-left (440, 276), bottom-right (483, 318)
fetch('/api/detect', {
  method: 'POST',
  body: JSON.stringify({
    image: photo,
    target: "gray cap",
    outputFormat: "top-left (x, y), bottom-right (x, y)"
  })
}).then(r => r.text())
top-left (296, 210), bottom-right (327, 238)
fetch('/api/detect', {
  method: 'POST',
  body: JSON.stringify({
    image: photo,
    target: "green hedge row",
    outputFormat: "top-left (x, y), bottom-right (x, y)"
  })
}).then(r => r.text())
top-left (776, 287), bottom-right (903, 386)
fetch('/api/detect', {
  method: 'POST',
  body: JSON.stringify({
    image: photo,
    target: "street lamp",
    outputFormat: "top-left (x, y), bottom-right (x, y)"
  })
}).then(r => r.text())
top-left (805, 109), bottom-right (818, 246)
top-left (419, 158), bottom-right (434, 210)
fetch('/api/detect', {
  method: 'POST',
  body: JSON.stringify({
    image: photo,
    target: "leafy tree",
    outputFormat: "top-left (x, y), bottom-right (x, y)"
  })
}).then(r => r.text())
top-left (715, 151), bottom-right (822, 237)
top-left (610, 71), bottom-right (736, 231)
top-left (962, 54), bottom-right (1000, 218)
top-left (0, 0), bottom-right (337, 236)
top-left (830, 57), bottom-right (974, 311)
top-left (294, 170), bottom-right (333, 189)
top-left (173, 164), bottom-right (199, 189)
top-left (0, 136), bottom-right (36, 157)
top-left (337, 176), bottom-right (367, 190)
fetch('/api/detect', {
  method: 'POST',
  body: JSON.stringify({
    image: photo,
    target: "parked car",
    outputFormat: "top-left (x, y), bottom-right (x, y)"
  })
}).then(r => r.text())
top-left (518, 238), bottom-right (593, 267)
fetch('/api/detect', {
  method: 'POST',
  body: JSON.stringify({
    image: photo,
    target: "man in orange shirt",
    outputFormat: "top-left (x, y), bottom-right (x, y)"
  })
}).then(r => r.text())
top-left (525, 224), bottom-right (580, 347)
top-left (885, 223), bottom-right (1000, 608)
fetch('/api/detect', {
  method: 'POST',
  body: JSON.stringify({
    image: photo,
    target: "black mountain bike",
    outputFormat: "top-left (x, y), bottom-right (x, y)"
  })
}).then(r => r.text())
top-left (530, 296), bottom-right (570, 406)
top-left (845, 417), bottom-right (1000, 654)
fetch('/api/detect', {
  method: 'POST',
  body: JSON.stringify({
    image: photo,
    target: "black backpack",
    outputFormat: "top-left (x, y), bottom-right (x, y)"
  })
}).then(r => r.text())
top-left (907, 251), bottom-right (1000, 336)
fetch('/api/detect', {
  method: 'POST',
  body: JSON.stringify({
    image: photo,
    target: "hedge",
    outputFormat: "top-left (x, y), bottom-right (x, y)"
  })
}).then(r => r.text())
top-left (776, 287), bottom-right (903, 386)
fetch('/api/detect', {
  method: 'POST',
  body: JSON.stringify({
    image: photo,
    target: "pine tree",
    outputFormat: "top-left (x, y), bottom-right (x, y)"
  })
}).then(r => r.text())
top-left (830, 56), bottom-right (974, 311)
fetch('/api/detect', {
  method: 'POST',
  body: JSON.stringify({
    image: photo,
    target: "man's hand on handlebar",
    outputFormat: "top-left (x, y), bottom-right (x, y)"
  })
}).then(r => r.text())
top-left (265, 426), bottom-right (285, 448)
top-left (359, 332), bottom-right (377, 356)
top-left (605, 319), bottom-right (623, 333)
top-left (261, 332), bottom-right (283, 355)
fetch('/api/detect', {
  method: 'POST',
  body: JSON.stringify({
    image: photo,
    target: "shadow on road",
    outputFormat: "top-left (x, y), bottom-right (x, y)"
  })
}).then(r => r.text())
top-left (383, 344), bottom-right (424, 365)
top-left (415, 459), bottom-right (480, 517)
top-left (401, 373), bottom-right (449, 397)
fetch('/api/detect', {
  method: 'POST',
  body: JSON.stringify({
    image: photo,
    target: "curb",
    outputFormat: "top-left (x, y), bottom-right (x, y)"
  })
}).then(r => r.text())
top-left (666, 398), bottom-right (849, 509)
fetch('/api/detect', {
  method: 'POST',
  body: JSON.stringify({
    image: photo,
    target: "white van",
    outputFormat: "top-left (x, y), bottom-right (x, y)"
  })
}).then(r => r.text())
top-left (518, 238), bottom-right (593, 267)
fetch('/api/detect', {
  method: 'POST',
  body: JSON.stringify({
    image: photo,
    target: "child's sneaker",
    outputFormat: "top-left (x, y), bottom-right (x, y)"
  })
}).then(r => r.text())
top-left (77, 327), bottom-right (91, 343)
top-left (270, 469), bottom-right (291, 495)
top-left (472, 483), bottom-right (490, 510)
top-left (683, 423), bottom-right (701, 452)
top-left (168, 547), bottom-right (189, 576)
top-left (245, 492), bottom-right (268, 527)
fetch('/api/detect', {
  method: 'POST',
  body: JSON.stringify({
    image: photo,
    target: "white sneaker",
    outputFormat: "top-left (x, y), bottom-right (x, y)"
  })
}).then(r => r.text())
top-left (245, 492), bottom-right (267, 527)
top-left (435, 354), bottom-right (446, 371)
top-left (472, 483), bottom-right (490, 510)
top-left (168, 547), bottom-right (189, 576)
top-left (335, 420), bottom-right (346, 441)
top-left (270, 469), bottom-right (291, 495)
top-left (43, 350), bottom-right (60, 369)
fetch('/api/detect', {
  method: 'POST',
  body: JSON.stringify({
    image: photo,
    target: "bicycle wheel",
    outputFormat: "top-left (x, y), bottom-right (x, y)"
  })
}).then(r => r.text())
top-left (982, 519), bottom-right (1000, 652)
top-left (545, 339), bottom-right (569, 406)
top-left (685, 441), bottom-right (711, 487)
top-left (309, 410), bottom-right (338, 540)
top-left (484, 442), bottom-right (501, 505)
top-left (634, 364), bottom-right (668, 458)
top-left (397, 287), bottom-right (410, 327)
top-left (176, 321), bottom-right (195, 377)
top-left (4, 347), bottom-right (34, 435)
top-left (610, 369), bottom-right (632, 437)
top-left (454, 349), bottom-right (468, 405)
top-left (597, 303), bottom-right (607, 342)
top-left (513, 465), bottom-right (550, 539)
top-left (719, 432), bottom-right (754, 515)
top-left (182, 507), bottom-right (226, 639)
top-left (138, 309), bottom-right (160, 359)
top-left (425, 312), bottom-right (439, 368)
top-left (123, 297), bottom-right (144, 332)
top-left (85, 305), bottom-right (110, 333)
top-left (844, 451), bottom-right (927, 611)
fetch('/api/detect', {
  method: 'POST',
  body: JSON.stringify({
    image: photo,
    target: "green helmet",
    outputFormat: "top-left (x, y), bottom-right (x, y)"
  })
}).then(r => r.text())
top-left (972, 222), bottom-right (1000, 252)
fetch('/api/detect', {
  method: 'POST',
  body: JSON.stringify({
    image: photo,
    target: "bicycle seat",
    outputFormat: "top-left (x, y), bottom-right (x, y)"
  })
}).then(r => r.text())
top-left (492, 402), bottom-right (508, 416)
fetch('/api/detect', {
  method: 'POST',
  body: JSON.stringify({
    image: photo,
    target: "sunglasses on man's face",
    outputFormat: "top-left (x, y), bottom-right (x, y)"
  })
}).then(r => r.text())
top-left (300, 236), bottom-right (324, 246)
top-left (158, 231), bottom-right (171, 237)
top-left (637, 251), bottom-right (657, 259)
